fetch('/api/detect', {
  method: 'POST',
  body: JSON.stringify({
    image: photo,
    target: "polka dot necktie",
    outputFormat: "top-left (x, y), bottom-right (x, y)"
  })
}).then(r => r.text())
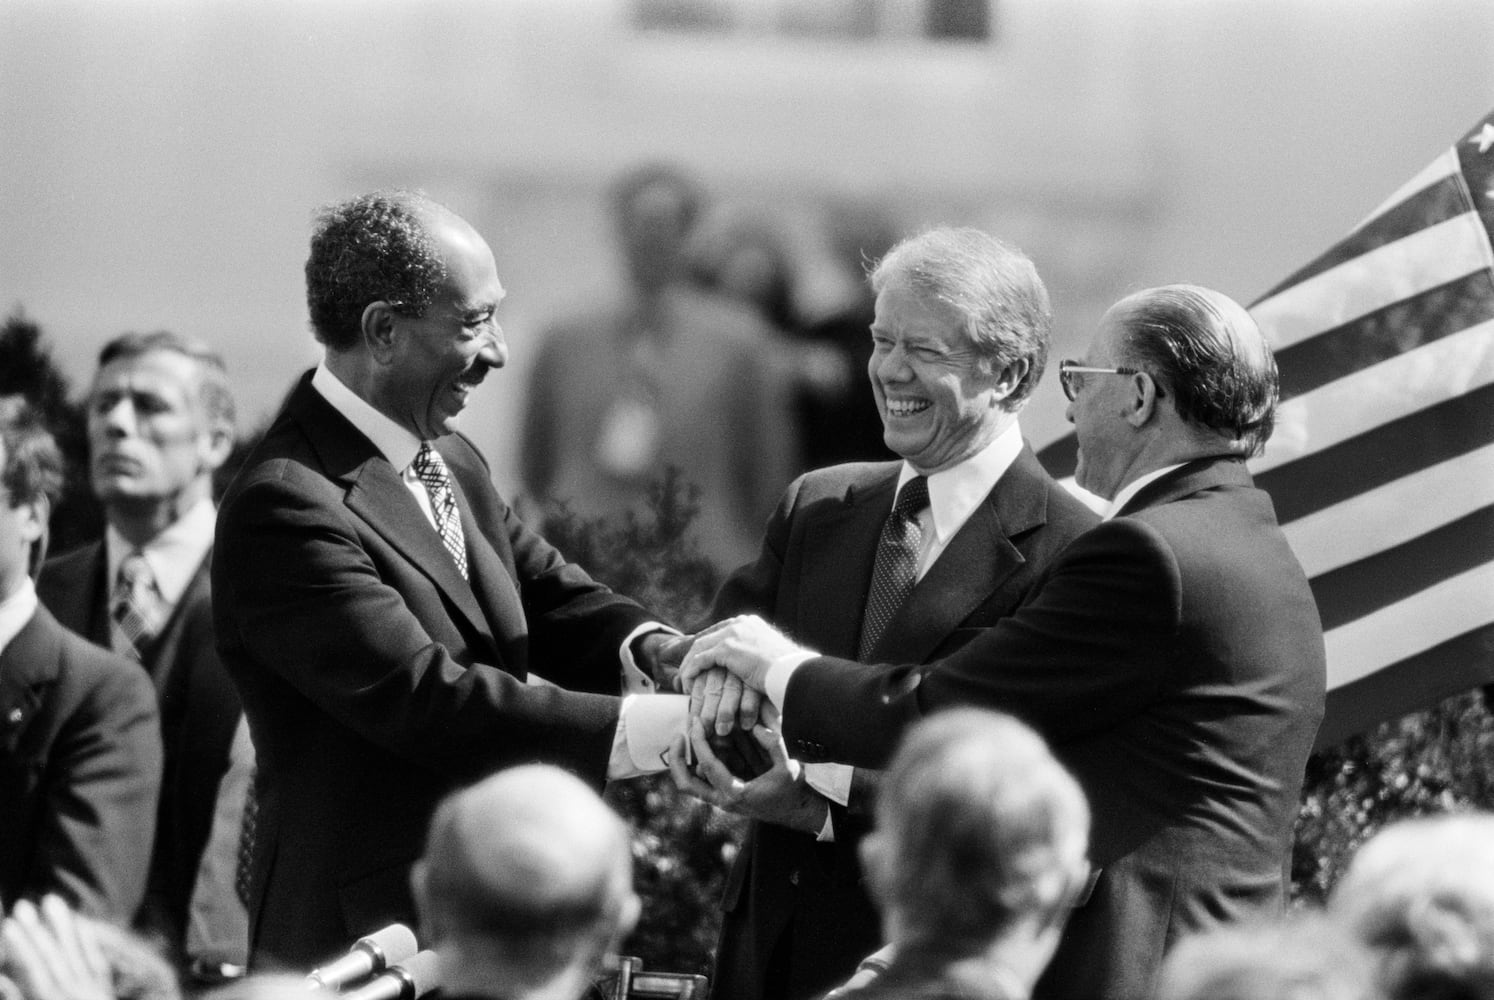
top-left (411, 443), bottom-right (468, 580)
top-left (857, 476), bottom-right (930, 660)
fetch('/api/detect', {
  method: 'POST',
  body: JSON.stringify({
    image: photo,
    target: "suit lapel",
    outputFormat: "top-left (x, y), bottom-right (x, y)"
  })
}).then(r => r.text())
top-left (797, 469), bottom-right (898, 657)
top-left (288, 377), bottom-right (495, 651)
top-left (872, 447), bottom-right (1052, 665)
top-left (443, 466), bottom-right (525, 668)
top-left (0, 608), bottom-right (61, 754)
top-left (140, 553), bottom-right (211, 695)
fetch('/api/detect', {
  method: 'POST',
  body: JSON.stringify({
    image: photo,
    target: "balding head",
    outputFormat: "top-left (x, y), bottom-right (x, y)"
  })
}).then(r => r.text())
top-left (412, 765), bottom-right (639, 999)
top-left (1105, 284), bottom-right (1278, 457)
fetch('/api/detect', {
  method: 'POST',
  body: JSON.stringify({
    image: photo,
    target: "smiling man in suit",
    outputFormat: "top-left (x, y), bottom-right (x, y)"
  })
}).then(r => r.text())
top-left (214, 190), bottom-right (689, 971)
top-left (670, 228), bottom-right (1097, 1000)
top-left (37, 331), bottom-right (248, 972)
top-left (679, 284), bottom-right (1327, 999)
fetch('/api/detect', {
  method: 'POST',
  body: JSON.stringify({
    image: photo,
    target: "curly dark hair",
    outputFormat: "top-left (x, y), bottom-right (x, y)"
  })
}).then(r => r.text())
top-left (305, 190), bottom-right (448, 350)
top-left (0, 397), bottom-right (63, 510)
top-left (1112, 285), bottom-right (1279, 457)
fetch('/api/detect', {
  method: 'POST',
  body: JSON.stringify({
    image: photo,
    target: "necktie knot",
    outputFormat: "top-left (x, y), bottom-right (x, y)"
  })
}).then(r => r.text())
top-left (412, 443), bottom-right (469, 580)
top-left (112, 550), bottom-right (165, 658)
top-left (894, 476), bottom-right (930, 521)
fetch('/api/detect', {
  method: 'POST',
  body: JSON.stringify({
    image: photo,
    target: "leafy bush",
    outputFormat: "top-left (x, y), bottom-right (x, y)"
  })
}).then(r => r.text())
top-left (536, 468), bottom-right (745, 977)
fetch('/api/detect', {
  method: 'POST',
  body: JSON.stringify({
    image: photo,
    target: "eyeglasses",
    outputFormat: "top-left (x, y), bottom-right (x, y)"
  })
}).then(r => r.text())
top-left (1058, 360), bottom-right (1144, 402)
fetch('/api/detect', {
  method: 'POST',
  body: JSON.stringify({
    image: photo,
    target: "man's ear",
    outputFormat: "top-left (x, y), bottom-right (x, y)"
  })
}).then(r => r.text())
top-left (990, 358), bottom-right (1031, 404)
top-left (1123, 371), bottom-right (1163, 429)
top-left (859, 832), bottom-right (890, 910)
top-left (198, 420), bottom-right (235, 475)
top-left (362, 301), bottom-right (400, 364)
top-left (21, 495), bottom-right (49, 579)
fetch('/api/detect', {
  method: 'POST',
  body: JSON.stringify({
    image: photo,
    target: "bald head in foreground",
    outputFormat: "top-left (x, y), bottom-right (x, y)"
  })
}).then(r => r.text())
top-left (413, 765), bottom-right (639, 1000)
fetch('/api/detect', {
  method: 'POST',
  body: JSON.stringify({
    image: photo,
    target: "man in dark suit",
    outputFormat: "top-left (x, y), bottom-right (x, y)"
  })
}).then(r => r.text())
top-left (0, 399), bottom-right (162, 921)
top-left (214, 191), bottom-right (688, 971)
top-left (669, 228), bottom-right (1097, 1000)
top-left (679, 284), bottom-right (1327, 999)
top-left (37, 331), bottom-right (248, 971)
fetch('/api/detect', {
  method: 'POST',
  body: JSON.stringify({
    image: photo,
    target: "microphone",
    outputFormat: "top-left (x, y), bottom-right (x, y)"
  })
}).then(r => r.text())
top-left (305, 924), bottom-right (420, 991)
top-left (341, 950), bottom-right (439, 1000)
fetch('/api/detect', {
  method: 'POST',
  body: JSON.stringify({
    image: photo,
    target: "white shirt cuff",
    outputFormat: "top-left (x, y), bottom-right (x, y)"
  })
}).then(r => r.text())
top-left (766, 649), bottom-right (815, 712)
top-left (608, 693), bottom-right (689, 779)
top-left (803, 762), bottom-right (853, 807)
top-left (619, 622), bottom-right (679, 694)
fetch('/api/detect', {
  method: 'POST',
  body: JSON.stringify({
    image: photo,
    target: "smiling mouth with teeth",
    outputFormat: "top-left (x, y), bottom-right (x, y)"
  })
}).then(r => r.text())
top-left (886, 400), bottom-right (931, 417)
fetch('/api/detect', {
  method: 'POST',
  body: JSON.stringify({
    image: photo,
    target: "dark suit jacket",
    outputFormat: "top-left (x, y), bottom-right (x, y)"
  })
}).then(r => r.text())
top-left (0, 603), bottom-right (162, 920)
top-left (214, 374), bottom-right (657, 970)
top-left (783, 458), bottom-right (1327, 1000)
top-left (38, 542), bottom-right (241, 947)
top-left (708, 448), bottom-right (1097, 1000)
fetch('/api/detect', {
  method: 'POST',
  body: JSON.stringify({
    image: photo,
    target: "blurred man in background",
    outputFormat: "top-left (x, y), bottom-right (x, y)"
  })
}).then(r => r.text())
top-left (521, 162), bottom-right (800, 575)
top-left (412, 764), bottom-right (640, 1000)
top-left (37, 332), bottom-right (249, 973)
top-left (0, 398), bottom-right (162, 921)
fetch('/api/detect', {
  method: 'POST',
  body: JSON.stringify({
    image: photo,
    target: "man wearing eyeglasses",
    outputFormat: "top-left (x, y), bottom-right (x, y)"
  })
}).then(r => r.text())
top-left (678, 284), bottom-right (1327, 1000)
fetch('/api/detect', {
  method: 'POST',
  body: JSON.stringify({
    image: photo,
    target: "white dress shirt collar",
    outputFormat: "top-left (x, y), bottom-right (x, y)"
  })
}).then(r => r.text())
top-left (311, 362), bottom-right (423, 472)
top-left (0, 577), bottom-right (39, 657)
top-left (1103, 463), bottom-right (1187, 521)
top-left (105, 495), bottom-right (217, 610)
top-left (896, 421), bottom-right (1025, 548)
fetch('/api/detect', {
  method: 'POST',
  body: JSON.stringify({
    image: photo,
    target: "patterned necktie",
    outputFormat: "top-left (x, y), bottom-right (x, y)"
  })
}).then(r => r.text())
top-left (111, 550), bottom-right (166, 659)
top-left (857, 476), bottom-right (930, 659)
top-left (412, 442), bottom-right (468, 579)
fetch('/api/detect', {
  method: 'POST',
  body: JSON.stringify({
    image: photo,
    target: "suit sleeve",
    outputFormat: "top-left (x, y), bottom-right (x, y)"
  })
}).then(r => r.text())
top-left (707, 474), bottom-right (805, 623)
top-left (784, 517), bottom-right (1181, 768)
top-left (28, 651), bottom-right (162, 922)
top-left (214, 467), bottom-right (620, 783)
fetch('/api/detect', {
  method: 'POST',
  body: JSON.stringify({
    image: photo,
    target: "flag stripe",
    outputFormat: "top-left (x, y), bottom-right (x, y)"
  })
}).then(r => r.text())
top-left (1315, 622), bottom-right (1494, 751)
top-left (1311, 505), bottom-right (1494, 632)
top-left (1258, 167), bottom-right (1472, 302)
top-left (1257, 381), bottom-right (1494, 525)
top-left (1275, 269), bottom-right (1494, 400)
top-left (1256, 315), bottom-right (1494, 469)
top-left (1353, 148), bottom-right (1463, 232)
top-left (1282, 443), bottom-right (1494, 578)
top-left (1323, 562), bottom-right (1494, 689)
top-left (1036, 433), bottom-right (1078, 481)
top-left (1252, 212), bottom-right (1491, 351)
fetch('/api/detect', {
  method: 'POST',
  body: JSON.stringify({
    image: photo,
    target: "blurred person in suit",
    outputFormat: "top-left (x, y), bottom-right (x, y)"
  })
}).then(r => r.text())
top-left (37, 332), bottom-right (250, 972)
top-left (679, 284), bottom-right (1327, 999)
top-left (214, 190), bottom-right (689, 971)
top-left (821, 709), bottom-right (1090, 1000)
top-left (670, 228), bottom-right (1097, 1000)
top-left (0, 400), bottom-right (162, 922)
top-left (411, 764), bottom-right (639, 1000)
top-left (1154, 912), bottom-right (1377, 1000)
top-left (520, 163), bottom-right (800, 575)
top-left (1330, 812), bottom-right (1494, 1000)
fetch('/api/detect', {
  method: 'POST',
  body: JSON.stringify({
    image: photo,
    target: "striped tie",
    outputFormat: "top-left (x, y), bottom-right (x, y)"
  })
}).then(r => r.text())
top-left (857, 476), bottom-right (930, 659)
top-left (111, 551), bottom-right (166, 659)
top-left (411, 443), bottom-right (468, 579)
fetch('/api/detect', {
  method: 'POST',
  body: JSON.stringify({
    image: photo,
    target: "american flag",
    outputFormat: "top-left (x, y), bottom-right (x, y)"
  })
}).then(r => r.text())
top-left (1039, 109), bottom-right (1494, 750)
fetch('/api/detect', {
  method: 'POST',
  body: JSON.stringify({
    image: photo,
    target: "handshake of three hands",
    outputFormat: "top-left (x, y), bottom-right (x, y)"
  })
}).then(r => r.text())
top-left (637, 617), bottom-right (833, 837)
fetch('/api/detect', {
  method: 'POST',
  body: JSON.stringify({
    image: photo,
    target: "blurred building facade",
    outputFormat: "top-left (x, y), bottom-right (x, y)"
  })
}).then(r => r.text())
top-left (3, 0), bottom-right (1491, 483)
